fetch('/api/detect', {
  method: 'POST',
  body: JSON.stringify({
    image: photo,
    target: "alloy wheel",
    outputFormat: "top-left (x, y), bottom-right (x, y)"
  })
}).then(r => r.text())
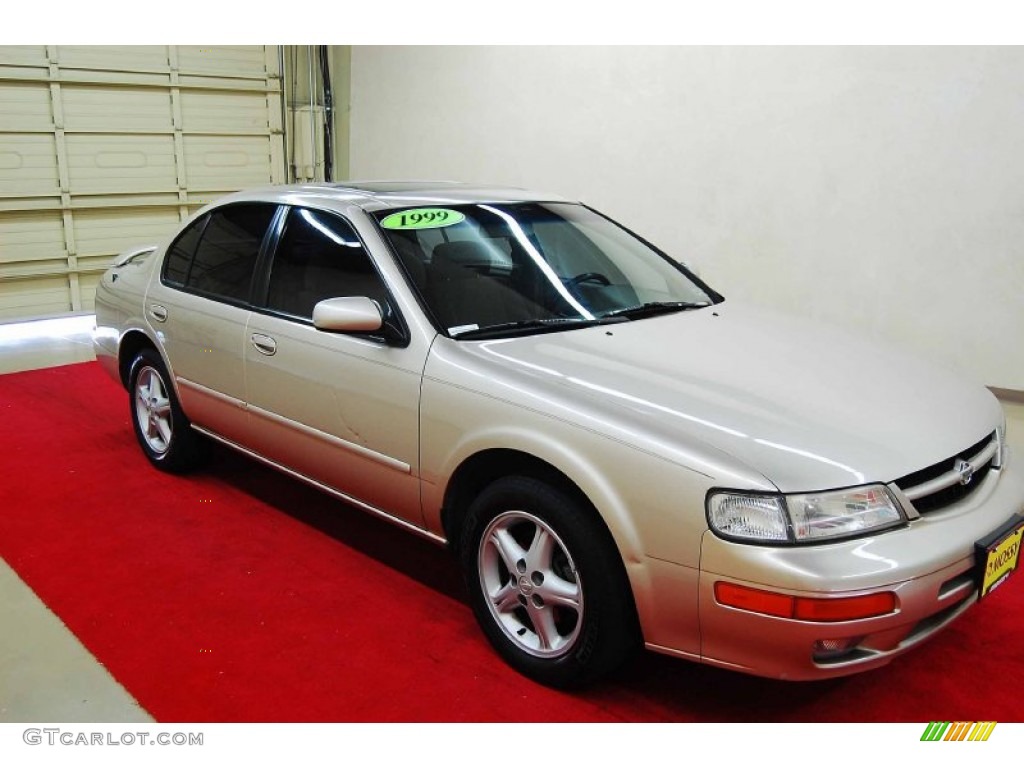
top-left (477, 510), bottom-right (583, 658)
top-left (134, 365), bottom-right (173, 456)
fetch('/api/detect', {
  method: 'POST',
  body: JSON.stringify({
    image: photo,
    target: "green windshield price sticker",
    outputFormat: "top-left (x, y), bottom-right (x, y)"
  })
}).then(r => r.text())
top-left (381, 208), bottom-right (465, 230)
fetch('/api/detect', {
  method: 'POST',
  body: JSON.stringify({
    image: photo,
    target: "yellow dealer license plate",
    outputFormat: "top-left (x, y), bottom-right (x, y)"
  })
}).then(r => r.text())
top-left (976, 516), bottom-right (1024, 599)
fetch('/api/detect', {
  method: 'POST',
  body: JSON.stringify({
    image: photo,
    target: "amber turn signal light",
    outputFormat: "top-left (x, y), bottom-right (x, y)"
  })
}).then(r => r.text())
top-left (715, 582), bottom-right (897, 622)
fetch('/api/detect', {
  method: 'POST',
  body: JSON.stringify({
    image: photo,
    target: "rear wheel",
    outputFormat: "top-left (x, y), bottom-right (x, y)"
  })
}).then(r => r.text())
top-left (461, 476), bottom-right (640, 688)
top-left (128, 348), bottom-right (205, 472)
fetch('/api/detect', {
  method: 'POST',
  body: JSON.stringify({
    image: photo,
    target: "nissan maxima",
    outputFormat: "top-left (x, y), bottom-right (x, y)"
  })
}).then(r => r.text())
top-left (93, 182), bottom-right (1024, 687)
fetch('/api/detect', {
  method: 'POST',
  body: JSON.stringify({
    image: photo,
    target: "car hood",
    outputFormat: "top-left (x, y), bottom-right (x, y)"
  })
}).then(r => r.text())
top-left (457, 301), bottom-right (1002, 492)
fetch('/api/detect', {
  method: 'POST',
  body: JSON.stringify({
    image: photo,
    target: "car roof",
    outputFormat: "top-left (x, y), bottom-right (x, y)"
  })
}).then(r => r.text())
top-left (207, 181), bottom-right (573, 213)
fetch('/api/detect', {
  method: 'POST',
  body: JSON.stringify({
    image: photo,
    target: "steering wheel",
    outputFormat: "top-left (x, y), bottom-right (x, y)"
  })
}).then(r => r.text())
top-left (565, 272), bottom-right (611, 289)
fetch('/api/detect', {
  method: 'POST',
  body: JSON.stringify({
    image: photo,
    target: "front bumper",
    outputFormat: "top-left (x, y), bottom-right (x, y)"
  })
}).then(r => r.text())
top-left (695, 453), bottom-right (1024, 680)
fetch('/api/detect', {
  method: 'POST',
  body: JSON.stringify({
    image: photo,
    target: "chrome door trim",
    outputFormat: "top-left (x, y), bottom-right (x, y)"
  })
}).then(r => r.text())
top-left (191, 425), bottom-right (442, 545)
top-left (177, 377), bottom-right (246, 409)
top-left (247, 402), bottom-right (412, 474)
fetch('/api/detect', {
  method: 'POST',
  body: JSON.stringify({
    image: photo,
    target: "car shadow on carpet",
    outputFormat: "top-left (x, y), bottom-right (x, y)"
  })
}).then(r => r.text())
top-left (196, 442), bottom-right (868, 721)
top-left (204, 443), bottom-right (468, 604)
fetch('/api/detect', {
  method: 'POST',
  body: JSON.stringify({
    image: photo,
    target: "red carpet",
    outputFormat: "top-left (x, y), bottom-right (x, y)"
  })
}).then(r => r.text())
top-left (1, 362), bottom-right (1022, 722)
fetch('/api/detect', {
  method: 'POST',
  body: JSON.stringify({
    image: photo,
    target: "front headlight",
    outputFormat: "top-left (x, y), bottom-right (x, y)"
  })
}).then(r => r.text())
top-left (707, 485), bottom-right (905, 544)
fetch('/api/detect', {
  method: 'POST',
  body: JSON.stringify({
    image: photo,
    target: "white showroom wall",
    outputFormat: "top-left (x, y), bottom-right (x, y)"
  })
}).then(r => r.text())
top-left (349, 46), bottom-right (1024, 391)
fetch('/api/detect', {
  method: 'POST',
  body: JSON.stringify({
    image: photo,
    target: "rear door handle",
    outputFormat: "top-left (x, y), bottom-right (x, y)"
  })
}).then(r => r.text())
top-left (250, 333), bottom-right (277, 356)
top-left (148, 304), bottom-right (168, 323)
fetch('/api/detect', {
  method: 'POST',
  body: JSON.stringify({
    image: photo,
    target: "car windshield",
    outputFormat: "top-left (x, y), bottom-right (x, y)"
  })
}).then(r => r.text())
top-left (373, 202), bottom-right (718, 338)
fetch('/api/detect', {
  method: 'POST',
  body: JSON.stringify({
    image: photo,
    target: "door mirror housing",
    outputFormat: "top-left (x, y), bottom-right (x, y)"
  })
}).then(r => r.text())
top-left (312, 296), bottom-right (384, 333)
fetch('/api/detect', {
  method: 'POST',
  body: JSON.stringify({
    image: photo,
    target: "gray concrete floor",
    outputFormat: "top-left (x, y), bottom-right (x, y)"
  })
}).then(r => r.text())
top-left (0, 315), bottom-right (1021, 723)
top-left (0, 314), bottom-right (97, 376)
top-left (0, 316), bottom-right (152, 723)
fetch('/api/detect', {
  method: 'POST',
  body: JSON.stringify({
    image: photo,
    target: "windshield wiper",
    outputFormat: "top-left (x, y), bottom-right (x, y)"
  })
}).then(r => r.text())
top-left (601, 301), bottom-right (709, 320)
top-left (451, 316), bottom-right (626, 341)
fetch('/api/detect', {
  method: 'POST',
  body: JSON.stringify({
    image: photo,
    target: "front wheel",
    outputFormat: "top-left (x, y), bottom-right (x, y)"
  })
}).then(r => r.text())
top-left (128, 348), bottom-right (205, 472)
top-left (461, 476), bottom-right (640, 688)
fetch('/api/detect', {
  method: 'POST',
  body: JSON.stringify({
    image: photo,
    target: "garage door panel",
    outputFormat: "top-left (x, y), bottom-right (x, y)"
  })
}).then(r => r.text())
top-left (72, 192), bottom-right (188, 210)
top-left (62, 86), bottom-right (172, 134)
top-left (66, 134), bottom-right (178, 195)
top-left (0, 46), bottom-right (48, 67)
top-left (56, 46), bottom-right (170, 73)
top-left (0, 277), bottom-right (70, 319)
top-left (72, 207), bottom-right (180, 258)
top-left (56, 69), bottom-right (172, 89)
top-left (0, 211), bottom-right (65, 264)
top-left (180, 90), bottom-right (271, 134)
top-left (0, 44), bottom-right (283, 320)
top-left (176, 46), bottom-right (269, 78)
top-left (0, 134), bottom-right (60, 197)
top-left (0, 258), bottom-right (70, 281)
top-left (77, 272), bottom-right (103, 312)
top-left (184, 135), bottom-right (273, 191)
top-left (0, 82), bottom-right (52, 132)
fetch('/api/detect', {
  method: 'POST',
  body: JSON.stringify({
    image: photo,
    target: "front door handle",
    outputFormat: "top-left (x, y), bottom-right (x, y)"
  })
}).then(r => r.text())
top-left (250, 333), bottom-right (277, 356)
top-left (148, 304), bottom-right (168, 323)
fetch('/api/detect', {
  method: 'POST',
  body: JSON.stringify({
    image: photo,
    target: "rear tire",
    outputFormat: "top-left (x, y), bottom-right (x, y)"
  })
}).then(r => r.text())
top-left (128, 348), bottom-right (206, 473)
top-left (460, 476), bottom-right (640, 688)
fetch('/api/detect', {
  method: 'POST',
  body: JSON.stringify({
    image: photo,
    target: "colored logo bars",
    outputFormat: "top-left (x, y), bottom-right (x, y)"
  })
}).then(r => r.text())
top-left (921, 722), bottom-right (997, 741)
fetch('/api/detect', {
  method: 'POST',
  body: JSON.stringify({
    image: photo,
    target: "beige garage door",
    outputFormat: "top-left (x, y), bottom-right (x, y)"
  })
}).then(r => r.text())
top-left (0, 45), bottom-right (286, 321)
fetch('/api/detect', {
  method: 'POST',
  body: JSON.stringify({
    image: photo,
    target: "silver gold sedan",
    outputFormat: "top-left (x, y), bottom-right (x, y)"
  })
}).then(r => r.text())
top-left (94, 182), bottom-right (1024, 686)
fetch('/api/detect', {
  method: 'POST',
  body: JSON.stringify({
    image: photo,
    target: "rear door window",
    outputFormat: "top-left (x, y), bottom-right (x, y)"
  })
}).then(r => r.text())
top-left (178, 204), bottom-right (276, 303)
top-left (162, 214), bottom-right (208, 288)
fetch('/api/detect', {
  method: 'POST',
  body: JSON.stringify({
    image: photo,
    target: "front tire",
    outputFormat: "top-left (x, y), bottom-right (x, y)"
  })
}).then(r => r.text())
top-left (128, 348), bottom-right (205, 472)
top-left (461, 476), bottom-right (640, 688)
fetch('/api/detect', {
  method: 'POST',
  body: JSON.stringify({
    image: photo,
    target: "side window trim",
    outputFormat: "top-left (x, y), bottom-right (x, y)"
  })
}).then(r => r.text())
top-left (251, 204), bottom-right (290, 308)
top-left (182, 214), bottom-right (211, 288)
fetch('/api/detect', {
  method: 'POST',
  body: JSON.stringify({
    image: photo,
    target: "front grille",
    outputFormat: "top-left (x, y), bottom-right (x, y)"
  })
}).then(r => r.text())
top-left (894, 432), bottom-right (998, 515)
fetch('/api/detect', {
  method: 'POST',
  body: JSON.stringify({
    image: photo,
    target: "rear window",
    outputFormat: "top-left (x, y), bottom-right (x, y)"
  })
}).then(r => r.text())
top-left (162, 204), bottom-right (276, 304)
top-left (186, 205), bottom-right (275, 303)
